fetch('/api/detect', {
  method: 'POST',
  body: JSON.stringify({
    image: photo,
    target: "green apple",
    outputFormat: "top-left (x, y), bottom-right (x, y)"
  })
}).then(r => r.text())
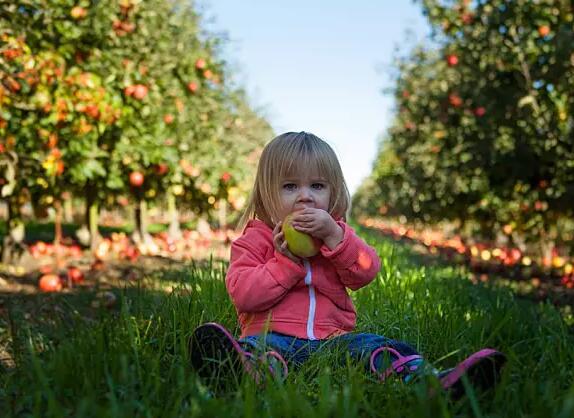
top-left (282, 213), bottom-right (320, 258)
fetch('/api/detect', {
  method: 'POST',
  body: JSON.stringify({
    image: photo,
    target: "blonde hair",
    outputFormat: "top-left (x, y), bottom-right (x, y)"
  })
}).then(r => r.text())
top-left (238, 131), bottom-right (351, 229)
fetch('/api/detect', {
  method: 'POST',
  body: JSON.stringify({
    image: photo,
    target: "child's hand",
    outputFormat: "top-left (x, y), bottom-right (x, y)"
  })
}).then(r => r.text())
top-left (290, 208), bottom-right (344, 250)
top-left (273, 222), bottom-right (302, 264)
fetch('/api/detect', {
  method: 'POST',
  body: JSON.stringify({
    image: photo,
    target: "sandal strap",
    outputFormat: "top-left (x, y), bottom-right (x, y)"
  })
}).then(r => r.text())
top-left (259, 350), bottom-right (289, 378)
top-left (370, 346), bottom-right (423, 381)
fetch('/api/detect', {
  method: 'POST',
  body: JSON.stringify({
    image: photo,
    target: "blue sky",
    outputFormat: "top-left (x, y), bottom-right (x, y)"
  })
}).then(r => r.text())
top-left (201, 1), bottom-right (431, 194)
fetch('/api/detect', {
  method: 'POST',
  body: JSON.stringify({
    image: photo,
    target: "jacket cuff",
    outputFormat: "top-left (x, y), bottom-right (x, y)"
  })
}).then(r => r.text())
top-left (267, 250), bottom-right (307, 288)
top-left (319, 222), bottom-right (358, 269)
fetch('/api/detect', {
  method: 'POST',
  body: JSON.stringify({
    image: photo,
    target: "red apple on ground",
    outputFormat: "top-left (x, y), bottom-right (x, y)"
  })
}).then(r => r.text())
top-left (67, 266), bottom-right (84, 283)
top-left (39, 274), bottom-right (62, 292)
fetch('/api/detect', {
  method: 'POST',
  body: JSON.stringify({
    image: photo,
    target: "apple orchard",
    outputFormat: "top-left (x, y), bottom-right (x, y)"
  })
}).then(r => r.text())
top-left (1, 0), bottom-right (574, 295)
top-left (0, 0), bottom-right (273, 269)
top-left (353, 0), bottom-right (574, 287)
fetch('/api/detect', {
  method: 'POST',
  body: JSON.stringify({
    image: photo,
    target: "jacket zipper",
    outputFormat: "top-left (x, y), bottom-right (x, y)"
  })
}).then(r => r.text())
top-left (303, 259), bottom-right (317, 340)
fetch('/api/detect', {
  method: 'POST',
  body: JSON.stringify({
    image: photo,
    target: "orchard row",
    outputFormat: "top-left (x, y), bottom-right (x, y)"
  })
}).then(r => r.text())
top-left (0, 1), bottom-right (273, 261)
top-left (354, 0), bottom-right (574, 257)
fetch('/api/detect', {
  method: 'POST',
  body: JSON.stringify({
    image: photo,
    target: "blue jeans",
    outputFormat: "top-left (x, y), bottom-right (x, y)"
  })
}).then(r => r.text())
top-left (239, 332), bottom-right (421, 374)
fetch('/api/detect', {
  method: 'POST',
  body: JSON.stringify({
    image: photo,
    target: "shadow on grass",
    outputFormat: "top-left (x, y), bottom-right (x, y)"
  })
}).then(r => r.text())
top-left (0, 219), bottom-right (200, 245)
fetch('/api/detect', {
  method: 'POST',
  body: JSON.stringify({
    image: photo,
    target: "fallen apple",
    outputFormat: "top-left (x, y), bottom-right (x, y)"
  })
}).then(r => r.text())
top-left (39, 274), bottom-right (62, 292)
top-left (282, 213), bottom-right (321, 258)
top-left (67, 266), bottom-right (84, 283)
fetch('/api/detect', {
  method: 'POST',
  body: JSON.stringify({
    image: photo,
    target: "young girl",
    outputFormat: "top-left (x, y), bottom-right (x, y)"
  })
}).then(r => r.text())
top-left (189, 131), bottom-right (505, 397)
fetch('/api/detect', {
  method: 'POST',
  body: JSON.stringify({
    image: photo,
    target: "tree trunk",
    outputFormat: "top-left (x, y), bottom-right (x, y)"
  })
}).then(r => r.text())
top-left (167, 191), bottom-right (182, 241)
top-left (218, 198), bottom-right (227, 230)
top-left (53, 199), bottom-right (65, 269)
top-left (133, 199), bottom-right (156, 253)
top-left (84, 187), bottom-right (102, 250)
top-left (1, 199), bottom-right (24, 265)
top-left (63, 197), bottom-right (73, 223)
top-left (54, 199), bottom-right (62, 246)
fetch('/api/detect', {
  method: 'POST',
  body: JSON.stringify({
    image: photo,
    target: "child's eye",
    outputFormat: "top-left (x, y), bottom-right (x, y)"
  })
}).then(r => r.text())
top-left (283, 183), bottom-right (297, 191)
top-left (312, 183), bottom-right (325, 190)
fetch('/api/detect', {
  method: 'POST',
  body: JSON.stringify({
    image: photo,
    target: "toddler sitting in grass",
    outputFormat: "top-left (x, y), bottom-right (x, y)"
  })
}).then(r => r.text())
top-left (189, 131), bottom-right (505, 398)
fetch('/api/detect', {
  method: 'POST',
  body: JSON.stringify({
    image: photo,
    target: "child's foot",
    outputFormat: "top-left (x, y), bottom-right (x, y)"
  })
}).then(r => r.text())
top-left (370, 346), bottom-right (427, 383)
top-left (189, 322), bottom-right (254, 387)
top-left (437, 348), bottom-right (506, 399)
top-left (189, 323), bottom-right (288, 388)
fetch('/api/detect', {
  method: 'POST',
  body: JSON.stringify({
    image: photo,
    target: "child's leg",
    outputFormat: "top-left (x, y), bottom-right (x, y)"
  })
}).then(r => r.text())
top-left (239, 332), bottom-right (320, 374)
top-left (189, 324), bottom-right (304, 385)
top-left (324, 332), bottom-right (506, 397)
top-left (323, 332), bottom-right (428, 383)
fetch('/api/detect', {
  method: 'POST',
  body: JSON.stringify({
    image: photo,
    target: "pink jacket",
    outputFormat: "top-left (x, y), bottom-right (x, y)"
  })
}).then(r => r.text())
top-left (225, 219), bottom-right (381, 339)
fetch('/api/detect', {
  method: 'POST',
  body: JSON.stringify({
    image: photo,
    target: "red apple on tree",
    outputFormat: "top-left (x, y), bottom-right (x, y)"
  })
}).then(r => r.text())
top-left (71, 6), bottom-right (87, 19)
top-left (163, 114), bottom-right (174, 124)
top-left (124, 85), bottom-right (135, 97)
top-left (474, 106), bottom-right (486, 117)
top-left (461, 13), bottom-right (473, 25)
top-left (155, 163), bottom-right (169, 175)
top-left (221, 172), bottom-right (231, 183)
top-left (538, 25), bottom-right (550, 37)
top-left (85, 104), bottom-right (100, 119)
top-left (133, 84), bottom-right (148, 100)
top-left (121, 21), bottom-right (136, 33)
top-left (448, 93), bottom-right (462, 107)
top-left (187, 82), bottom-right (198, 93)
top-left (446, 54), bottom-right (458, 67)
top-left (195, 58), bottom-right (206, 69)
top-left (129, 171), bottom-right (144, 187)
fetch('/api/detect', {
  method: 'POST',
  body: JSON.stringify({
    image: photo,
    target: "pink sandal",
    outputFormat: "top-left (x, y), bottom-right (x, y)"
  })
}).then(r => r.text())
top-left (370, 345), bottom-right (506, 399)
top-left (370, 346), bottom-right (424, 381)
top-left (438, 348), bottom-right (506, 399)
top-left (189, 323), bottom-right (288, 387)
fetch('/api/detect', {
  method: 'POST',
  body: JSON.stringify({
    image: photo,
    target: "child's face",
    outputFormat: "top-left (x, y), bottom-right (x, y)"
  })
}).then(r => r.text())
top-left (278, 169), bottom-right (331, 220)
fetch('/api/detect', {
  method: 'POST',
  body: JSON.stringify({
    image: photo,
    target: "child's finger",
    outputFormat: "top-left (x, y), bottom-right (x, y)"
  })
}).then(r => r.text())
top-left (273, 222), bottom-right (282, 234)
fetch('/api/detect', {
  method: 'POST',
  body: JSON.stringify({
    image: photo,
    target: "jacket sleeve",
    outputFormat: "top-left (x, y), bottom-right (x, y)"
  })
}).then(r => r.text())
top-left (226, 229), bottom-right (307, 313)
top-left (319, 222), bottom-right (381, 290)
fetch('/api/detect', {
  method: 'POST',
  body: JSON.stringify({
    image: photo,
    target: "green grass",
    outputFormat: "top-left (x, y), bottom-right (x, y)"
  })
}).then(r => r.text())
top-left (1, 227), bottom-right (574, 417)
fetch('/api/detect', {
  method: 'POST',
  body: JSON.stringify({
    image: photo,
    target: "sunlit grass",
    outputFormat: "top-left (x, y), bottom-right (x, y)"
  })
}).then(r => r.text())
top-left (1, 227), bottom-right (574, 417)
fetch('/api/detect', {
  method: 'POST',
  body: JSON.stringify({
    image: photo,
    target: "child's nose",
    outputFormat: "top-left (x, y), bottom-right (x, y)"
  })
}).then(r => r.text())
top-left (297, 187), bottom-right (313, 200)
